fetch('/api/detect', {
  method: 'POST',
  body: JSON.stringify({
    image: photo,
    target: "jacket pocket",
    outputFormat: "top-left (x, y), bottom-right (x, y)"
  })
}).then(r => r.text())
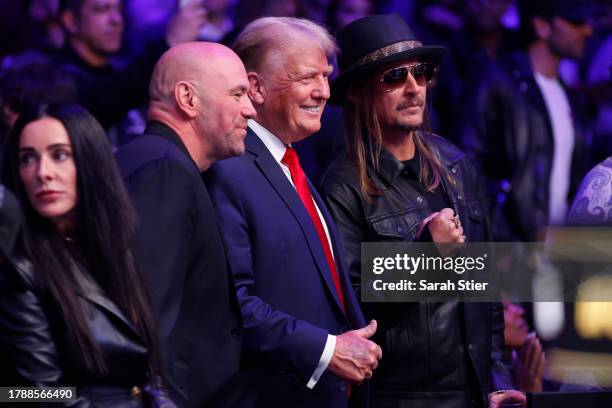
top-left (370, 209), bottom-right (420, 241)
top-left (459, 199), bottom-right (487, 241)
top-left (465, 200), bottom-right (484, 224)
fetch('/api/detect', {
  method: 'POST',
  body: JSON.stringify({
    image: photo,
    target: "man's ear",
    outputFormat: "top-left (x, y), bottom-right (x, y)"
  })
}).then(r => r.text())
top-left (174, 81), bottom-right (198, 118)
top-left (60, 10), bottom-right (79, 36)
top-left (532, 17), bottom-right (551, 41)
top-left (247, 72), bottom-right (265, 105)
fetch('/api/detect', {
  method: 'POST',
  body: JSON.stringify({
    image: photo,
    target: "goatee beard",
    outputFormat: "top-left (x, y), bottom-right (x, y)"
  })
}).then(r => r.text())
top-left (394, 124), bottom-right (419, 133)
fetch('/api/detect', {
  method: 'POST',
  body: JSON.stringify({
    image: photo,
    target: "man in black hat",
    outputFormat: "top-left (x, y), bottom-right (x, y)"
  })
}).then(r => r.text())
top-left (459, 0), bottom-right (595, 242)
top-left (320, 13), bottom-right (512, 407)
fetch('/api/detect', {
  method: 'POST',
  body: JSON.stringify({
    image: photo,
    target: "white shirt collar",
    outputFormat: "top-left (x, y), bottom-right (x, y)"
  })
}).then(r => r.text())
top-left (248, 119), bottom-right (288, 164)
top-left (534, 71), bottom-right (561, 85)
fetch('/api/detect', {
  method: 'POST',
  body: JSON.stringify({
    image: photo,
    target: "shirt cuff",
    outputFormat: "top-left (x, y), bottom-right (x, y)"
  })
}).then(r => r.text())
top-left (306, 334), bottom-right (336, 389)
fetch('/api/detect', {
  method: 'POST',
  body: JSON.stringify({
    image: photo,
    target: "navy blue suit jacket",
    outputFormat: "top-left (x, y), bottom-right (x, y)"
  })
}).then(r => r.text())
top-left (205, 129), bottom-right (366, 408)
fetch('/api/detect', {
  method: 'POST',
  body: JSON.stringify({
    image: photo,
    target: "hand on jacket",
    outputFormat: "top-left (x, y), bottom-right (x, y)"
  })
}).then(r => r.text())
top-left (418, 208), bottom-right (465, 256)
top-left (514, 332), bottom-right (545, 392)
top-left (426, 208), bottom-right (465, 242)
top-left (328, 320), bottom-right (382, 383)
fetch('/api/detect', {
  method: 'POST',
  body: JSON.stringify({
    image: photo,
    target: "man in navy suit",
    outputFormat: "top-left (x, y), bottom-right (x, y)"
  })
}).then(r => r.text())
top-left (205, 17), bottom-right (382, 408)
top-left (115, 42), bottom-right (256, 407)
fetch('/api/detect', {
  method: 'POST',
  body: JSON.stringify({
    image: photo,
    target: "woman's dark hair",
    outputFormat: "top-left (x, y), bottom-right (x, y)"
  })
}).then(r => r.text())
top-left (2, 103), bottom-right (159, 375)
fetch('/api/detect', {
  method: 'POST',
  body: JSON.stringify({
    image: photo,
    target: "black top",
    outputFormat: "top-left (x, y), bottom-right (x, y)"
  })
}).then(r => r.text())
top-left (57, 42), bottom-right (166, 129)
top-left (401, 149), bottom-right (449, 213)
top-left (402, 150), bottom-right (476, 406)
top-left (115, 122), bottom-right (244, 407)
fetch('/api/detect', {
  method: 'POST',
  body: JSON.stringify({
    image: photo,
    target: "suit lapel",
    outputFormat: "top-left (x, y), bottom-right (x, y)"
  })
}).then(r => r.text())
top-left (311, 185), bottom-right (363, 325)
top-left (246, 132), bottom-right (345, 315)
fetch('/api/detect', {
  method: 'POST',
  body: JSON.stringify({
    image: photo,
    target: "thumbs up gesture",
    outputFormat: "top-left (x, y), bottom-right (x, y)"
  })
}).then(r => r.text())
top-left (328, 320), bottom-right (383, 383)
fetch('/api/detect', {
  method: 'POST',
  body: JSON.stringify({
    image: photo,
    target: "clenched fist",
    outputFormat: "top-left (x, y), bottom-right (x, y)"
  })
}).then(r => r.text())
top-left (417, 208), bottom-right (465, 256)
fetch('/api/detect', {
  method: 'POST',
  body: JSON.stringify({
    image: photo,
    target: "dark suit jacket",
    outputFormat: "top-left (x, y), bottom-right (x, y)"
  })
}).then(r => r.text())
top-left (115, 122), bottom-right (243, 407)
top-left (0, 255), bottom-right (161, 407)
top-left (205, 129), bottom-right (366, 408)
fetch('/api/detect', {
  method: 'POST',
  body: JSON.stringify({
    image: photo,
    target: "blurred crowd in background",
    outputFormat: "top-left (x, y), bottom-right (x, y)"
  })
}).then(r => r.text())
top-left (0, 0), bottom-right (612, 392)
top-left (1, 1), bottom-right (610, 168)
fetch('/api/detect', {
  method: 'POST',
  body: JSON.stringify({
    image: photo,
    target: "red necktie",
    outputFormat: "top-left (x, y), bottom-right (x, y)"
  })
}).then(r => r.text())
top-left (282, 147), bottom-right (346, 311)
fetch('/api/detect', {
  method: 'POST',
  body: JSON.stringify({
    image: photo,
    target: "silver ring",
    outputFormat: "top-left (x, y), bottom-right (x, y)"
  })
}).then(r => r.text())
top-left (453, 215), bottom-right (461, 228)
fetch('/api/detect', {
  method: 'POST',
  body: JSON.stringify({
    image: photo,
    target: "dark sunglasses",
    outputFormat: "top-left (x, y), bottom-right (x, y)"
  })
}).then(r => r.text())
top-left (379, 63), bottom-right (437, 89)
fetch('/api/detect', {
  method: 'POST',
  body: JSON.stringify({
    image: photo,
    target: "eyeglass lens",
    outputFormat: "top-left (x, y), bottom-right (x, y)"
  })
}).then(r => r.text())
top-left (381, 63), bottom-right (435, 87)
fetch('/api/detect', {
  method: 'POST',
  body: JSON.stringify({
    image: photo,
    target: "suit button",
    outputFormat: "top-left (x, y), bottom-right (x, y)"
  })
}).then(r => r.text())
top-left (468, 343), bottom-right (473, 351)
top-left (231, 327), bottom-right (242, 337)
top-left (416, 196), bottom-right (423, 203)
top-left (339, 382), bottom-right (347, 392)
top-left (457, 194), bottom-right (463, 200)
top-left (131, 386), bottom-right (142, 399)
top-left (451, 167), bottom-right (457, 174)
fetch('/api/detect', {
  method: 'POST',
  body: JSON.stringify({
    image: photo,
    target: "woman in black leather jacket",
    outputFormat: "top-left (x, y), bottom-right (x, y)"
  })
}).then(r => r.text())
top-left (0, 103), bottom-right (173, 407)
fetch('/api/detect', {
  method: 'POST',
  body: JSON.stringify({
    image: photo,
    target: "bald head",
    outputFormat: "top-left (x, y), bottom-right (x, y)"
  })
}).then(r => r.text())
top-left (149, 42), bottom-right (244, 106)
top-left (147, 41), bottom-right (256, 171)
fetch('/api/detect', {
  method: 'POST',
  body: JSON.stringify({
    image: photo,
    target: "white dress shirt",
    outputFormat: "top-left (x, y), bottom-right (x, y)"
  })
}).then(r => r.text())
top-left (248, 119), bottom-right (337, 389)
top-left (534, 72), bottom-right (575, 225)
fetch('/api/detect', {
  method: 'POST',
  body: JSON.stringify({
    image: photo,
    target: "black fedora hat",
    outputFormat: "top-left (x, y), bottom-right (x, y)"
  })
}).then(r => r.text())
top-left (330, 13), bottom-right (446, 105)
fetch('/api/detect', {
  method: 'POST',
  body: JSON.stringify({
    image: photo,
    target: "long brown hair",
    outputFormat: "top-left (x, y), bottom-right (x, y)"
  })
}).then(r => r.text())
top-left (343, 79), bottom-right (450, 200)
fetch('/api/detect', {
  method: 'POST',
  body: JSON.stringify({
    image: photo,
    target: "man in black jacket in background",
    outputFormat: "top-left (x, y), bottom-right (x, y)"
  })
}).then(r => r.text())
top-left (459, 0), bottom-right (594, 241)
top-left (115, 42), bottom-right (256, 407)
top-left (57, 0), bottom-right (206, 132)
